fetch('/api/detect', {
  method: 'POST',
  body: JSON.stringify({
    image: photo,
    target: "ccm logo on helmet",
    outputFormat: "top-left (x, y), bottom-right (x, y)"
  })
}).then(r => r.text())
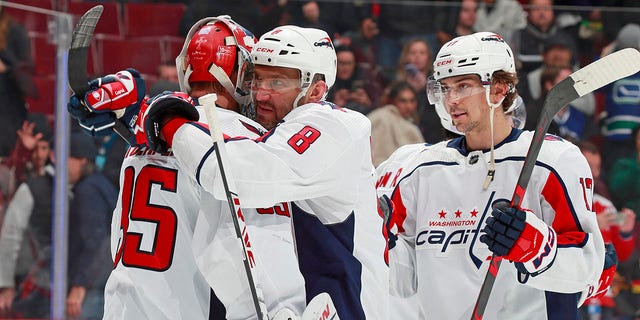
top-left (314, 37), bottom-right (333, 49)
top-left (256, 47), bottom-right (274, 53)
top-left (436, 59), bottom-right (453, 67)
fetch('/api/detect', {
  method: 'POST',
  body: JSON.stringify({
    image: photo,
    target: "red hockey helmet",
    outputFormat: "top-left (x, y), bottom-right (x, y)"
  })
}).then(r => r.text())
top-left (176, 16), bottom-right (256, 116)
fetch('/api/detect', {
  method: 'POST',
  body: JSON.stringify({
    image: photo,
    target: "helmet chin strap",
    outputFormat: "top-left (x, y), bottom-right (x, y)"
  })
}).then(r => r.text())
top-left (482, 87), bottom-right (505, 190)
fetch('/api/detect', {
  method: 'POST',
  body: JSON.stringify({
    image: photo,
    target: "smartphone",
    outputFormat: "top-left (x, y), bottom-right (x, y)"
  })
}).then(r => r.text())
top-left (404, 64), bottom-right (420, 77)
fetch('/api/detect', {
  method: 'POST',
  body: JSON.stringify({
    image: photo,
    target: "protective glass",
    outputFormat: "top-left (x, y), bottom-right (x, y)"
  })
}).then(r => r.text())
top-left (250, 77), bottom-right (301, 94)
top-left (427, 76), bottom-right (487, 112)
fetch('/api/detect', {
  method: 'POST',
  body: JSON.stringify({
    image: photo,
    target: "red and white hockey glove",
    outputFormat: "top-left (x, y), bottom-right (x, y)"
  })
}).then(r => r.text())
top-left (137, 91), bottom-right (198, 153)
top-left (480, 200), bottom-right (557, 275)
top-left (586, 243), bottom-right (618, 300)
top-left (67, 68), bottom-right (145, 145)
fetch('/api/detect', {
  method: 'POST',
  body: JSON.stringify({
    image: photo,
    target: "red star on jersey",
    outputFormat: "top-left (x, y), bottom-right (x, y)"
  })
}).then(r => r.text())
top-left (470, 209), bottom-right (478, 217)
top-left (455, 210), bottom-right (462, 218)
top-left (439, 210), bottom-right (446, 218)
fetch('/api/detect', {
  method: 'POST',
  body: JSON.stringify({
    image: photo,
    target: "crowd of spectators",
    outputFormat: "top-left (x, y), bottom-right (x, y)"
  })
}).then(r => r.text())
top-left (0, 0), bottom-right (639, 319)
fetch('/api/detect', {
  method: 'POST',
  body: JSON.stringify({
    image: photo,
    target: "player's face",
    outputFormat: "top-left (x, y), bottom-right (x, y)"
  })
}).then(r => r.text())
top-left (252, 65), bottom-right (302, 130)
top-left (438, 75), bottom-right (487, 133)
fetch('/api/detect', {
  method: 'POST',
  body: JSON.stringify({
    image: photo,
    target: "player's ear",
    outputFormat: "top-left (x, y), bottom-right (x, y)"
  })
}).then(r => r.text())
top-left (307, 80), bottom-right (327, 102)
top-left (489, 82), bottom-right (508, 105)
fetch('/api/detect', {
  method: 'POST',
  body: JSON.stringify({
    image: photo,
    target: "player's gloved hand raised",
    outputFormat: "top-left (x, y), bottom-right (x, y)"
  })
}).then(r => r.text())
top-left (138, 91), bottom-right (198, 154)
top-left (67, 68), bottom-right (145, 145)
top-left (480, 199), bottom-right (557, 275)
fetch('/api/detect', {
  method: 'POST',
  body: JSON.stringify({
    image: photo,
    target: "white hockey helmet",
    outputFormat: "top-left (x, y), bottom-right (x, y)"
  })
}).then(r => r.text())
top-left (251, 25), bottom-right (337, 104)
top-left (429, 32), bottom-right (516, 133)
top-left (432, 32), bottom-right (515, 83)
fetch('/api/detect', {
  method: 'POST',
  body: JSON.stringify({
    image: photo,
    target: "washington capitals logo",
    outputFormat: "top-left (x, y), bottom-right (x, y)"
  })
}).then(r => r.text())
top-left (480, 34), bottom-right (505, 43)
top-left (314, 37), bottom-right (333, 49)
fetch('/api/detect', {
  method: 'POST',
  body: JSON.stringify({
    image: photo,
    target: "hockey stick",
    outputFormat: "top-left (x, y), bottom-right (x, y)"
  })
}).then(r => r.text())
top-left (471, 48), bottom-right (640, 320)
top-left (199, 93), bottom-right (269, 320)
top-left (67, 5), bottom-right (136, 145)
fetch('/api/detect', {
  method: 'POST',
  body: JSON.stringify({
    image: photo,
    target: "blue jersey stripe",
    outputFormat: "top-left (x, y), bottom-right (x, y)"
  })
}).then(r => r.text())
top-left (291, 203), bottom-right (365, 319)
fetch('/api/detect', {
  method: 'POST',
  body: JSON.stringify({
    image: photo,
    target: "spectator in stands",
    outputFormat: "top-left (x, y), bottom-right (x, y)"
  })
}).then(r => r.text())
top-left (579, 141), bottom-right (636, 320)
top-left (444, 0), bottom-right (479, 40)
top-left (0, 132), bottom-right (110, 319)
top-left (474, 0), bottom-right (526, 45)
top-left (519, 32), bottom-right (596, 121)
top-left (294, 1), bottom-right (335, 39)
top-left (600, 23), bottom-right (640, 172)
top-left (376, 2), bottom-right (448, 83)
top-left (368, 81), bottom-right (424, 166)
top-left (608, 125), bottom-right (640, 219)
top-left (327, 45), bottom-right (376, 114)
top-left (0, 113), bottom-right (52, 199)
top-left (396, 38), bottom-right (446, 144)
top-left (0, 4), bottom-right (36, 158)
top-left (0, 135), bottom-right (54, 318)
top-left (527, 64), bottom-right (597, 141)
top-left (148, 60), bottom-right (180, 97)
top-left (66, 132), bottom-right (116, 319)
top-left (515, 0), bottom-right (577, 74)
top-left (0, 114), bottom-right (52, 222)
top-left (600, 0), bottom-right (640, 46)
top-left (342, 16), bottom-right (384, 94)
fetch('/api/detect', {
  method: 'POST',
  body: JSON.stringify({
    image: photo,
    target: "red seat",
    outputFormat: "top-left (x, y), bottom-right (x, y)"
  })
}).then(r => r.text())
top-left (123, 3), bottom-right (185, 38)
top-left (30, 32), bottom-right (98, 77)
top-left (67, 2), bottom-right (123, 38)
top-left (26, 75), bottom-right (56, 115)
top-left (4, 0), bottom-right (54, 34)
top-left (99, 37), bottom-right (163, 76)
top-left (164, 36), bottom-right (185, 63)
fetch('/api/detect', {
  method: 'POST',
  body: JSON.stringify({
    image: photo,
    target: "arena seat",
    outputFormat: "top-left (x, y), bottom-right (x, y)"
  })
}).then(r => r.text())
top-left (99, 37), bottom-right (163, 76)
top-left (67, 2), bottom-right (123, 38)
top-left (123, 3), bottom-right (185, 38)
top-left (4, 0), bottom-right (54, 34)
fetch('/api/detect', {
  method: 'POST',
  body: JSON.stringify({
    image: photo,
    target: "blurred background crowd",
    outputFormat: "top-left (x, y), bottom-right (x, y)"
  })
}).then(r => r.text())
top-left (0, 0), bottom-right (638, 319)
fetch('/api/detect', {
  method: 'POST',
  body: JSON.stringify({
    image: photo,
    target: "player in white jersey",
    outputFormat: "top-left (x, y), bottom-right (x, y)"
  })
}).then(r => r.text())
top-left (138, 26), bottom-right (389, 319)
top-left (378, 32), bottom-right (605, 319)
top-left (68, 16), bottom-right (305, 319)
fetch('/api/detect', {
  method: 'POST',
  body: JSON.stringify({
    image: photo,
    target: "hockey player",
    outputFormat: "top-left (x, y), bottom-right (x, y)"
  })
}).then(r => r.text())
top-left (379, 32), bottom-right (605, 319)
top-left (67, 16), bottom-right (305, 319)
top-left (137, 26), bottom-right (389, 319)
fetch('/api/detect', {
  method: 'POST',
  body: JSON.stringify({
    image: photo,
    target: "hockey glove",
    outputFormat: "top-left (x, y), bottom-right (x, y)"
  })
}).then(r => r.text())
top-left (138, 91), bottom-right (198, 154)
top-left (480, 199), bottom-right (557, 275)
top-left (67, 68), bottom-right (146, 144)
top-left (587, 243), bottom-right (618, 300)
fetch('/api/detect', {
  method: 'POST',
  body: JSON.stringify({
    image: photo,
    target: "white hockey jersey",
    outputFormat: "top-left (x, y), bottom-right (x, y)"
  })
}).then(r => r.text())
top-left (375, 143), bottom-right (430, 320)
top-left (171, 101), bottom-right (389, 319)
top-left (380, 129), bottom-right (604, 320)
top-left (104, 107), bottom-right (305, 320)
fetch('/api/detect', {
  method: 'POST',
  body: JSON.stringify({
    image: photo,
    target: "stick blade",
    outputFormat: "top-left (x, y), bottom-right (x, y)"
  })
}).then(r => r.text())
top-left (571, 48), bottom-right (640, 97)
top-left (68, 5), bottom-right (103, 95)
